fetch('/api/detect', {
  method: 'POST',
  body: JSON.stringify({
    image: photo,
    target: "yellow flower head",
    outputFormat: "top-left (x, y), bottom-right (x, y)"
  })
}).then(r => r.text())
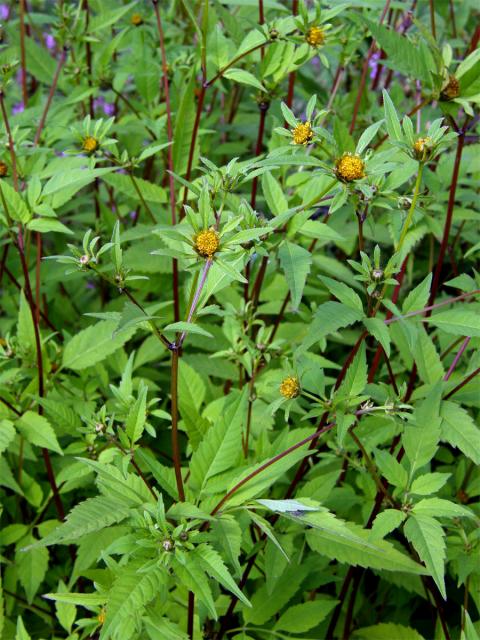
top-left (292, 121), bottom-right (313, 145)
top-left (0, 161), bottom-right (7, 177)
top-left (441, 75), bottom-right (459, 100)
top-left (98, 609), bottom-right (106, 625)
top-left (82, 136), bottom-right (99, 153)
top-left (131, 13), bottom-right (143, 26)
top-left (280, 376), bottom-right (300, 399)
top-left (194, 228), bottom-right (220, 258)
top-left (413, 136), bottom-right (432, 159)
top-left (335, 153), bottom-right (365, 182)
top-left (306, 26), bottom-right (325, 47)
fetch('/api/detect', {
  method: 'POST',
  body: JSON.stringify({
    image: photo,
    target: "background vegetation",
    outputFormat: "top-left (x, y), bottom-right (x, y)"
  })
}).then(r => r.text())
top-left (0, 1), bottom-right (479, 639)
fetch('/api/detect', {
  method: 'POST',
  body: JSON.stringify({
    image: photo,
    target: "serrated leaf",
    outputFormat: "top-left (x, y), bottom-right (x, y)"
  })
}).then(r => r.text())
top-left (364, 317), bottom-right (391, 357)
top-left (0, 419), bottom-right (15, 455)
top-left (427, 309), bottom-right (480, 337)
top-left (195, 544), bottom-right (250, 606)
top-left (16, 537), bottom-right (49, 603)
top-left (374, 449), bottom-right (408, 488)
top-left (404, 514), bottom-right (446, 599)
top-left (382, 90), bottom-right (403, 142)
top-left (189, 389), bottom-right (247, 492)
top-left (307, 520), bottom-right (425, 574)
top-left (300, 301), bottom-right (363, 352)
top-left (274, 598), bottom-right (338, 632)
top-left (39, 496), bottom-right (132, 546)
top-left (320, 276), bottom-right (363, 313)
top-left (412, 498), bottom-right (474, 519)
top-left (440, 402), bottom-right (480, 464)
top-left (371, 509), bottom-right (406, 540)
top-left (224, 68), bottom-right (266, 92)
top-left (16, 411), bottom-right (62, 455)
top-left (353, 622), bottom-right (426, 639)
top-left (62, 320), bottom-right (136, 371)
top-left (100, 564), bottom-right (167, 640)
top-left (0, 180), bottom-right (31, 223)
top-left (172, 555), bottom-right (217, 620)
top-left (261, 171), bottom-right (288, 215)
top-left (125, 383), bottom-right (148, 444)
top-left (278, 242), bottom-right (312, 310)
top-left (410, 473), bottom-right (450, 496)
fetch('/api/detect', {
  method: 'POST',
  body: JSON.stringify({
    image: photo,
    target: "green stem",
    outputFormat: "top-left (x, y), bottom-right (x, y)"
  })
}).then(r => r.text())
top-left (396, 162), bottom-right (424, 254)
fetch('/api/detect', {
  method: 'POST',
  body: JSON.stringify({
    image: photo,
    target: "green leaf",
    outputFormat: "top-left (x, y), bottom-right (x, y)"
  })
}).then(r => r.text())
top-left (0, 181), bottom-right (31, 223)
top-left (211, 515), bottom-right (242, 576)
top-left (410, 473), bottom-right (450, 496)
top-left (172, 555), bottom-right (217, 620)
top-left (173, 73), bottom-right (196, 176)
top-left (404, 514), bottom-right (446, 599)
top-left (261, 171), bottom-right (289, 215)
top-left (370, 509), bottom-right (406, 540)
top-left (39, 496), bottom-right (132, 546)
top-left (223, 68), bottom-right (266, 92)
top-left (307, 520), bottom-right (425, 575)
top-left (62, 320), bottom-right (136, 371)
top-left (189, 389), bottom-right (247, 493)
top-left (402, 274), bottom-right (432, 313)
top-left (125, 382), bottom-right (148, 444)
top-left (44, 592), bottom-right (107, 606)
top-left (244, 564), bottom-right (309, 625)
top-left (16, 537), bottom-right (49, 603)
top-left (274, 598), bottom-right (338, 633)
top-left (300, 302), bottom-right (363, 352)
top-left (364, 317), bottom-right (391, 357)
top-left (195, 544), bottom-right (251, 606)
top-left (100, 564), bottom-right (167, 640)
top-left (15, 616), bottom-right (32, 640)
top-left (367, 21), bottom-right (435, 85)
top-left (27, 217), bottom-right (73, 234)
top-left (43, 167), bottom-right (114, 196)
top-left (382, 90), bottom-right (403, 142)
top-left (412, 498), bottom-right (474, 519)
top-left (338, 342), bottom-right (367, 398)
top-left (353, 623), bottom-right (426, 639)
top-left (320, 276), bottom-right (364, 313)
top-left (164, 321), bottom-right (213, 338)
top-left (426, 308), bottom-right (480, 337)
top-left (0, 419), bottom-right (15, 455)
top-left (356, 120), bottom-right (384, 154)
top-left (440, 402), bottom-right (480, 464)
top-left (374, 449), bottom-right (408, 488)
top-left (403, 385), bottom-right (442, 477)
top-left (53, 580), bottom-right (76, 633)
top-left (102, 173), bottom-right (166, 204)
top-left (16, 411), bottom-right (62, 455)
top-left (278, 242), bottom-right (312, 310)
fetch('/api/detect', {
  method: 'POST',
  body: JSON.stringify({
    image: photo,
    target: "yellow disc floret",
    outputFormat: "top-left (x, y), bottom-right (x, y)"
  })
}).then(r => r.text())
top-left (441, 75), bottom-right (459, 100)
top-left (335, 153), bottom-right (365, 182)
top-left (0, 161), bottom-right (7, 177)
top-left (131, 13), bottom-right (143, 26)
top-left (82, 136), bottom-right (99, 153)
top-left (412, 136), bottom-right (432, 160)
top-left (292, 121), bottom-right (313, 145)
top-left (280, 376), bottom-right (300, 399)
top-left (98, 609), bottom-right (106, 625)
top-left (194, 228), bottom-right (220, 258)
top-left (306, 26), bottom-right (325, 47)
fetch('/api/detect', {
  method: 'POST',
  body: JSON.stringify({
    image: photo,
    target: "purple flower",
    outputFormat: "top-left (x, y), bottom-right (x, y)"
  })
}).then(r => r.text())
top-left (368, 51), bottom-right (381, 80)
top-left (0, 4), bottom-right (10, 20)
top-left (93, 96), bottom-right (115, 117)
top-left (129, 210), bottom-right (138, 222)
top-left (12, 103), bottom-right (24, 115)
top-left (44, 33), bottom-right (56, 50)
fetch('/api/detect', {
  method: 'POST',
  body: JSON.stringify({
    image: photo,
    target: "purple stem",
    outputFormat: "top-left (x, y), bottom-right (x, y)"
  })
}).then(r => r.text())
top-left (444, 336), bottom-right (471, 381)
top-left (178, 258), bottom-right (212, 346)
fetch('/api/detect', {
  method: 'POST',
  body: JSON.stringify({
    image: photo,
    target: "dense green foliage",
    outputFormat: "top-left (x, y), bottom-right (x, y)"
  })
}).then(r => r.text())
top-left (0, 1), bottom-right (479, 639)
